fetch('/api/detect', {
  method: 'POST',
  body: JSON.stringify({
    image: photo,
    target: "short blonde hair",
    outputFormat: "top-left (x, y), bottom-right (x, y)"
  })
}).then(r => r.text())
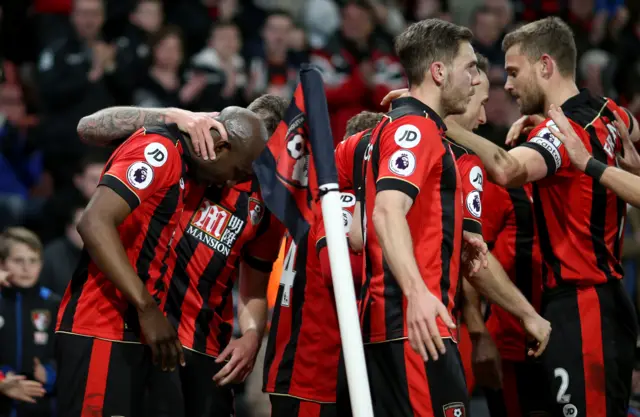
top-left (0, 227), bottom-right (43, 261)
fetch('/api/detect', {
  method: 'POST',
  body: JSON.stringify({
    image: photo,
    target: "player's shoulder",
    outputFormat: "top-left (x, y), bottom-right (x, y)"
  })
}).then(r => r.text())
top-left (337, 129), bottom-right (369, 153)
top-left (380, 114), bottom-right (442, 154)
top-left (115, 124), bottom-right (184, 166)
top-left (527, 118), bottom-right (566, 144)
top-left (447, 139), bottom-right (477, 160)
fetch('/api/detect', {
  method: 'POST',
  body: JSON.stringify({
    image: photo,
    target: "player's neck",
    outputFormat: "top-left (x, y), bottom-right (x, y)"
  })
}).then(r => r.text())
top-left (543, 78), bottom-right (580, 115)
top-left (408, 84), bottom-right (444, 118)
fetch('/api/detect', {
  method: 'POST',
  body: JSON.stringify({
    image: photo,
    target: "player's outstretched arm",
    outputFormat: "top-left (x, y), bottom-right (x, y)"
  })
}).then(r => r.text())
top-left (461, 279), bottom-right (502, 390)
top-left (465, 252), bottom-right (551, 357)
top-left (77, 187), bottom-right (184, 371)
top-left (213, 260), bottom-right (269, 386)
top-left (77, 107), bottom-right (226, 160)
top-left (373, 190), bottom-right (456, 362)
top-left (548, 105), bottom-right (640, 208)
top-left (444, 120), bottom-right (542, 188)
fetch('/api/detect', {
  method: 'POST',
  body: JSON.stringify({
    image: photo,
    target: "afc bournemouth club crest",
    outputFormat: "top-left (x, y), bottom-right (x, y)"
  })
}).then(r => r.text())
top-left (31, 310), bottom-right (51, 332)
top-left (249, 198), bottom-right (264, 225)
top-left (278, 114), bottom-right (309, 188)
top-left (443, 403), bottom-right (466, 417)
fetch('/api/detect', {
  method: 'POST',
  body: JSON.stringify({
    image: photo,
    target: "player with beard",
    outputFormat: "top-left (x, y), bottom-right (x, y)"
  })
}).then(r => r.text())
top-left (442, 17), bottom-right (640, 417)
top-left (383, 52), bottom-right (551, 416)
top-left (263, 110), bottom-right (382, 417)
top-left (75, 96), bottom-right (290, 417)
top-left (446, 54), bottom-right (550, 417)
top-left (55, 107), bottom-right (268, 417)
top-left (358, 19), bottom-right (491, 417)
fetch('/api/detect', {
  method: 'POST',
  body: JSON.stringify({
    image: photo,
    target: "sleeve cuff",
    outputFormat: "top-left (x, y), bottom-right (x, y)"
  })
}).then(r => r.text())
top-left (376, 177), bottom-right (419, 201)
top-left (315, 236), bottom-right (327, 255)
top-left (100, 174), bottom-right (140, 211)
top-left (44, 364), bottom-right (56, 393)
top-left (242, 254), bottom-right (275, 273)
top-left (520, 142), bottom-right (557, 177)
top-left (463, 218), bottom-right (482, 235)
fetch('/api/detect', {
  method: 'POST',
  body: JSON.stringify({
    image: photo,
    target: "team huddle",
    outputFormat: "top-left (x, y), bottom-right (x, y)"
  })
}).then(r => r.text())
top-left (48, 14), bottom-right (640, 417)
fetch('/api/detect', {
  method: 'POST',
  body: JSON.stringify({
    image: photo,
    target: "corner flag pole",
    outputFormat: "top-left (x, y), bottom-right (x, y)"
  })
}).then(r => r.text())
top-left (301, 66), bottom-right (374, 417)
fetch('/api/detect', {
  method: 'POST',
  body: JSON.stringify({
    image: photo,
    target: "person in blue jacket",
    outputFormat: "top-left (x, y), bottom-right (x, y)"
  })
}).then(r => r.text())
top-left (0, 227), bottom-right (59, 417)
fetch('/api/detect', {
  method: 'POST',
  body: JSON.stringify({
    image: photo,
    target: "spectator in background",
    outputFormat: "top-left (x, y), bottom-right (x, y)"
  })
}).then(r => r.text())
top-left (134, 25), bottom-right (208, 109)
top-left (0, 373), bottom-right (45, 408)
top-left (485, 0), bottom-right (515, 34)
top-left (615, 11), bottom-right (640, 115)
top-left (311, 0), bottom-right (403, 144)
top-left (189, 21), bottom-right (248, 111)
top-left (303, 0), bottom-right (340, 48)
top-left (0, 228), bottom-right (58, 417)
top-left (0, 84), bottom-right (43, 231)
top-left (366, 0), bottom-right (407, 37)
top-left (71, 150), bottom-right (106, 201)
top-left (246, 10), bottom-right (301, 102)
top-left (403, 0), bottom-right (451, 22)
top-left (39, 193), bottom-right (87, 298)
top-left (470, 6), bottom-right (504, 67)
top-left (27, 151), bottom-right (107, 244)
top-left (36, 0), bottom-right (120, 186)
top-left (113, 0), bottom-right (164, 102)
top-left (578, 49), bottom-right (612, 96)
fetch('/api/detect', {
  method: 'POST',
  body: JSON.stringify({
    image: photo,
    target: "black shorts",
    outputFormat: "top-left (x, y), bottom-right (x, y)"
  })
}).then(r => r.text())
top-left (335, 351), bottom-right (353, 417)
top-left (55, 332), bottom-right (156, 417)
top-left (484, 359), bottom-right (552, 417)
top-left (365, 338), bottom-right (468, 417)
top-left (270, 394), bottom-right (337, 417)
top-left (145, 348), bottom-right (234, 417)
top-left (541, 280), bottom-right (638, 417)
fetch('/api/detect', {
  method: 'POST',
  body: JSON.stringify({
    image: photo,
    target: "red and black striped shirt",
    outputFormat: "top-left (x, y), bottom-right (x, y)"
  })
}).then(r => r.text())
top-left (482, 182), bottom-right (543, 361)
top-left (361, 97), bottom-right (463, 343)
top-left (519, 90), bottom-right (631, 289)
top-left (56, 125), bottom-right (187, 342)
top-left (163, 180), bottom-right (283, 357)
top-left (263, 131), bottom-right (367, 402)
top-left (450, 142), bottom-right (486, 235)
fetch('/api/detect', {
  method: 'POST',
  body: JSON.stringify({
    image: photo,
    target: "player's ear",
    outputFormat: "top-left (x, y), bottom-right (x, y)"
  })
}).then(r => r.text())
top-left (430, 61), bottom-right (446, 86)
top-left (540, 54), bottom-right (553, 79)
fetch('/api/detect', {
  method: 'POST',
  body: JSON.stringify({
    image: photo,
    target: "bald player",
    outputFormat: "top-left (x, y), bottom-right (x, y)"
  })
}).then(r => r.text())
top-left (55, 107), bottom-right (268, 417)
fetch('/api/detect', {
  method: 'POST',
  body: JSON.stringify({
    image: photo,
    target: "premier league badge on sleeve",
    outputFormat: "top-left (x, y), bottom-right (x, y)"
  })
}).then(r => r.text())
top-left (389, 150), bottom-right (416, 177)
top-left (466, 191), bottom-right (482, 218)
top-left (127, 161), bottom-right (154, 190)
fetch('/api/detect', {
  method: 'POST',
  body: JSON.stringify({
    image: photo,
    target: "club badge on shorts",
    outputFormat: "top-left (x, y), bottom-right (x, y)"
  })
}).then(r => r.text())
top-left (443, 403), bottom-right (465, 417)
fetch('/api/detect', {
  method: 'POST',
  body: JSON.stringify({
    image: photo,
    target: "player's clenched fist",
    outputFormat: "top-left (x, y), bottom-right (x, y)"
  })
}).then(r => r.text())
top-left (406, 283), bottom-right (456, 362)
top-left (138, 303), bottom-right (185, 372)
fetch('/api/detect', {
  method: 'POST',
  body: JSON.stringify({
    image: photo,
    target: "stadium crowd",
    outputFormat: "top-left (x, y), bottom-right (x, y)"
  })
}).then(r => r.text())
top-left (1, 0), bottom-right (640, 416)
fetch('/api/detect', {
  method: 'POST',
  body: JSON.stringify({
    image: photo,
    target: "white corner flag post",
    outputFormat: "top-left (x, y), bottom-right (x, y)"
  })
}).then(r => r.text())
top-left (318, 184), bottom-right (374, 417)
